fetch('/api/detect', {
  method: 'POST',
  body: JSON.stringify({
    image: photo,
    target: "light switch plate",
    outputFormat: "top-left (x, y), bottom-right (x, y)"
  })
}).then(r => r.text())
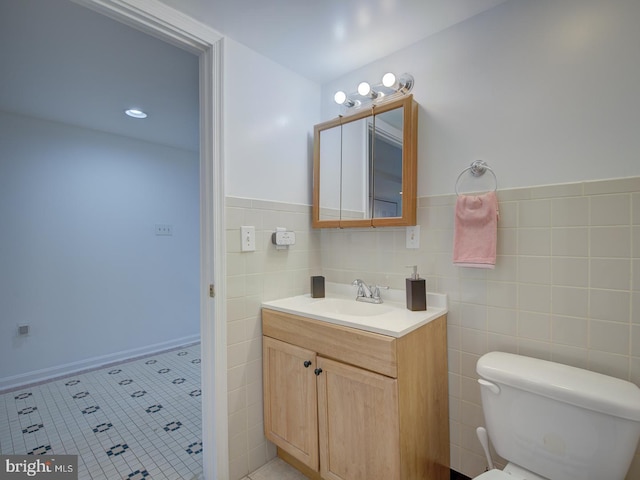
top-left (406, 225), bottom-right (420, 249)
top-left (240, 226), bottom-right (256, 252)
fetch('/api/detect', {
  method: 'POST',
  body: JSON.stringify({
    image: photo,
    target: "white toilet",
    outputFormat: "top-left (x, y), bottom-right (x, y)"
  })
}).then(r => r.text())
top-left (474, 352), bottom-right (640, 480)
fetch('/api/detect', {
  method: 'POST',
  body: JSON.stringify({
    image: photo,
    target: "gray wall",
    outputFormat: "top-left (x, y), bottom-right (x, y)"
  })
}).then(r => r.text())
top-left (0, 111), bottom-right (200, 387)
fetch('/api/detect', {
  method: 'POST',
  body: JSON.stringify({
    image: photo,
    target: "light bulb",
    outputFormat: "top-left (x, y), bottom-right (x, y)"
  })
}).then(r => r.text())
top-left (334, 91), bottom-right (347, 105)
top-left (125, 108), bottom-right (147, 119)
top-left (357, 82), bottom-right (371, 96)
top-left (382, 72), bottom-right (396, 88)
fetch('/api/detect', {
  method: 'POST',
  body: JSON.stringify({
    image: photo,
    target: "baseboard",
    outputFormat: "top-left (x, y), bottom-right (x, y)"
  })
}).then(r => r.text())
top-left (0, 334), bottom-right (200, 393)
top-left (451, 469), bottom-right (472, 480)
top-left (276, 448), bottom-right (472, 480)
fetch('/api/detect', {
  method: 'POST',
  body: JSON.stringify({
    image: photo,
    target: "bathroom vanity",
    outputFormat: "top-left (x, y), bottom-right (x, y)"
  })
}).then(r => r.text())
top-left (261, 287), bottom-right (449, 480)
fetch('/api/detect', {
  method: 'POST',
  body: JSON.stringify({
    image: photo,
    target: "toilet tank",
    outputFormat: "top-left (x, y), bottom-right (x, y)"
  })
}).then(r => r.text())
top-left (477, 352), bottom-right (640, 480)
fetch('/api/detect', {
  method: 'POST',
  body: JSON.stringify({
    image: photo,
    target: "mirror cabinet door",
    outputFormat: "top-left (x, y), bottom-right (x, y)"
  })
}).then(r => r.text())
top-left (318, 123), bottom-right (342, 222)
top-left (341, 117), bottom-right (369, 221)
top-left (371, 107), bottom-right (404, 219)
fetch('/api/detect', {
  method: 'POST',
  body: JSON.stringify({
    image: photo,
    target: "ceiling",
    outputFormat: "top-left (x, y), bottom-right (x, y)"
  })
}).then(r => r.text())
top-left (159, 0), bottom-right (510, 83)
top-left (0, 0), bottom-right (200, 151)
top-left (0, 0), bottom-right (509, 151)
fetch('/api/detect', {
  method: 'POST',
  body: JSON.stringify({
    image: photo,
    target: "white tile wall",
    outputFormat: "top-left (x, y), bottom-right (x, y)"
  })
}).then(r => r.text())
top-left (225, 197), bottom-right (320, 480)
top-left (318, 176), bottom-right (640, 479)
top-left (226, 176), bottom-right (640, 480)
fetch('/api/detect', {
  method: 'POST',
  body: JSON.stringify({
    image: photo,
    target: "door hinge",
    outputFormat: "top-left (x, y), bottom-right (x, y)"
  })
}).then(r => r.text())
top-left (209, 284), bottom-right (215, 298)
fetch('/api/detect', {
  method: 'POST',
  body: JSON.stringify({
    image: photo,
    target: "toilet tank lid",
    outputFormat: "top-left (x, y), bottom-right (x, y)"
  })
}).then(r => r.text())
top-left (477, 352), bottom-right (640, 421)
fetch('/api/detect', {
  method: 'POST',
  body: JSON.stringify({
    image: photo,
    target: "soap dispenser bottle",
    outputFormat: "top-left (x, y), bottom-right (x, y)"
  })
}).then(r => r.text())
top-left (406, 265), bottom-right (426, 311)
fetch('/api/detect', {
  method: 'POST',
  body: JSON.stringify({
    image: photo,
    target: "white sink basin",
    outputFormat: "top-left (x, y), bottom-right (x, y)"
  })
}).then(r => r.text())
top-left (314, 298), bottom-right (396, 317)
top-left (262, 282), bottom-right (448, 338)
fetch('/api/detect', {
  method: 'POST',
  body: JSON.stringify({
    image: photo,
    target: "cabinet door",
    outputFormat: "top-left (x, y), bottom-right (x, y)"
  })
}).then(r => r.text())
top-left (317, 356), bottom-right (400, 480)
top-left (263, 337), bottom-right (319, 471)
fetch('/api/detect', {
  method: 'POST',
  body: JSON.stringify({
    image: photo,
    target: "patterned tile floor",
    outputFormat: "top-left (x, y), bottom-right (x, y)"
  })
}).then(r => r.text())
top-left (0, 343), bottom-right (203, 480)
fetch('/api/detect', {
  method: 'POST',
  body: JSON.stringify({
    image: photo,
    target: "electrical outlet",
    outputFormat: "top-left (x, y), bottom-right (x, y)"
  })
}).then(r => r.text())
top-left (18, 324), bottom-right (29, 335)
top-left (155, 224), bottom-right (173, 236)
top-left (406, 225), bottom-right (420, 249)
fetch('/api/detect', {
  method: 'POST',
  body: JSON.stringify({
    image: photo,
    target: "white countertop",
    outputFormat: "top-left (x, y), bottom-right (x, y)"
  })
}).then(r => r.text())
top-left (262, 282), bottom-right (448, 338)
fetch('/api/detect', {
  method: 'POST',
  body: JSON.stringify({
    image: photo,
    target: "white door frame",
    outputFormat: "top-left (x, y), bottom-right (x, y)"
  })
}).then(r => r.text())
top-left (71, 1), bottom-right (228, 478)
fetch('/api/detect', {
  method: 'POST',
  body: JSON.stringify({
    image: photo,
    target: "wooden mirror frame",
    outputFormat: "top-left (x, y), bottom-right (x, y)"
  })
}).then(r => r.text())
top-left (312, 95), bottom-right (418, 228)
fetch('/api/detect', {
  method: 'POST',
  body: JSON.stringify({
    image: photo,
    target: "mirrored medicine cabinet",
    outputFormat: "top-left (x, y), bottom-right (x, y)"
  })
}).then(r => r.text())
top-left (312, 95), bottom-right (418, 228)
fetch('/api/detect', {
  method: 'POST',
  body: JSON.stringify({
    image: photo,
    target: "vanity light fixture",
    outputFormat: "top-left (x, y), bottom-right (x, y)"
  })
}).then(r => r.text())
top-left (357, 81), bottom-right (378, 99)
top-left (334, 91), bottom-right (356, 107)
top-left (382, 72), bottom-right (414, 93)
top-left (333, 72), bottom-right (414, 110)
top-left (125, 108), bottom-right (148, 119)
top-left (382, 72), bottom-right (396, 88)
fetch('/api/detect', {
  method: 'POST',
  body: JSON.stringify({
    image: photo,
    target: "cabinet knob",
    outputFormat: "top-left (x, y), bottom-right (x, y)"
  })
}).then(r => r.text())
top-left (314, 368), bottom-right (323, 376)
top-left (303, 360), bottom-right (312, 368)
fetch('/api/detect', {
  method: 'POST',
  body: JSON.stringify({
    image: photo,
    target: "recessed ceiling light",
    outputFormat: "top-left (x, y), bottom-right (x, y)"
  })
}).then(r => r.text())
top-left (125, 108), bottom-right (147, 119)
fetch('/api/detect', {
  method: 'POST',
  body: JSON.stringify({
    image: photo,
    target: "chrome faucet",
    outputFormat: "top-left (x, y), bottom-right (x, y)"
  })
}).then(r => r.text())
top-left (351, 279), bottom-right (388, 304)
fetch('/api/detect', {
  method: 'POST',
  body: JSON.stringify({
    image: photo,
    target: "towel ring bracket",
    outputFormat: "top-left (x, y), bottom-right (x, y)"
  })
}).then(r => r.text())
top-left (455, 160), bottom-right (497, 196)
top-left (469, 160), bottom-right (488, 177)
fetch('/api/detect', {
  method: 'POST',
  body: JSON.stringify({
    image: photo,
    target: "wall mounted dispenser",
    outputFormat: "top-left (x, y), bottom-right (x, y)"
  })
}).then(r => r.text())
top-left (272, 227), bottom-right (296, 250)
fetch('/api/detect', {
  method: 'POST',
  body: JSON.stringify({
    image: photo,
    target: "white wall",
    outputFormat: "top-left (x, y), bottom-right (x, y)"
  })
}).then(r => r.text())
top-left (0, 111), bottom-right (200, 386)
top-left (322, 0), bottom-right (640, 196)
top-left (221, 38), bottom-right (323, 479)
top-left (224, 38), bottom-right (321, 205)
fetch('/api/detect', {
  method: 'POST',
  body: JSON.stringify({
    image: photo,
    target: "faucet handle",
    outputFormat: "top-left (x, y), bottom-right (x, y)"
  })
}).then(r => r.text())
top-left (352, 279), bottom-right (365, 296)
top-left (372, 285), bottom-right (389, 298)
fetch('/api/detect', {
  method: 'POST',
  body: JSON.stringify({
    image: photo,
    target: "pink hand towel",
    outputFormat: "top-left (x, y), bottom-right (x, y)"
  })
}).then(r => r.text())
top-left (453, 191), bottom-right (499, 268)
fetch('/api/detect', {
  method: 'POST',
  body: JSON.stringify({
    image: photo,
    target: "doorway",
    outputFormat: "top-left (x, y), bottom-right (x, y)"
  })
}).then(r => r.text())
top-left (0, 0), bottom-right (226, 477)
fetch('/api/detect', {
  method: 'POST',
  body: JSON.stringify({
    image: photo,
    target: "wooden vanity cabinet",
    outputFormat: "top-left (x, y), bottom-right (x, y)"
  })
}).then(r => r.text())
top-left (262, 309), bottom-right (449, 480)
top-left (263, 337), bottom-right (319, 470)
top-left (317, 356), bottom-right (400, 480)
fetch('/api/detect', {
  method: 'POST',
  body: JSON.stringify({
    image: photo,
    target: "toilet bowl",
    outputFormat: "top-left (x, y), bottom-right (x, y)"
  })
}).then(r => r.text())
top-left (473, 352), bottom-right (640, 480)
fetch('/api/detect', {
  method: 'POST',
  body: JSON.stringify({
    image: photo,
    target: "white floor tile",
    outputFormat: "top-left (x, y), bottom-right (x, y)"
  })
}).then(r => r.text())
top-left (248, 457), bottom-right (310, 480)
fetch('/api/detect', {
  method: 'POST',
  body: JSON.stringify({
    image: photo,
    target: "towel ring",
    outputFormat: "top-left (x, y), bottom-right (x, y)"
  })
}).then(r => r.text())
top-left (455, 160), bottom-right (498, 196)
